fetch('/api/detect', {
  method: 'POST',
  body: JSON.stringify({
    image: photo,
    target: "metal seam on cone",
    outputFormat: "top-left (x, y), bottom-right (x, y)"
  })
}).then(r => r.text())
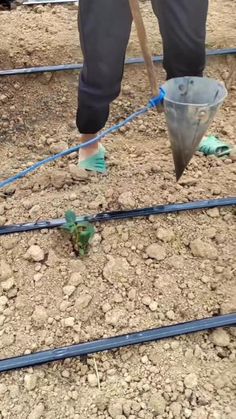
top-left (0, 313), bottom-right (235, 373)
top-left (0, 197), bottom-right (235, 236)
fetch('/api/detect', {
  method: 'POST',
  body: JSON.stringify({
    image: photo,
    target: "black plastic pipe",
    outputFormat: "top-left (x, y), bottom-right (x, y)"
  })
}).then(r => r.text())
top-left (0, 197), bottom-right (235, 236)
top-left (0, 313), bottom-right (235, 373)
top-left (0, 49), bottom-right (235, 77)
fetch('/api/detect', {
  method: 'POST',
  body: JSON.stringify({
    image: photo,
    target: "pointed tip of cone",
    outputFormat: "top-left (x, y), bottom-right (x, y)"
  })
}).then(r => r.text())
top-left (175, 165), bottom-right (186, 182)
top-left (172, 148), bottom-right (193, 182)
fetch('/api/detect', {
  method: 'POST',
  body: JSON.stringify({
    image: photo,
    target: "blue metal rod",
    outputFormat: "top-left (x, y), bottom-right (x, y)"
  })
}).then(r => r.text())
top-left (0, 197), bottom-right (235, 236)
top-left (0, 313), bottom-right (235, 373)
top-left (0, 49), bottom-right (235, 77)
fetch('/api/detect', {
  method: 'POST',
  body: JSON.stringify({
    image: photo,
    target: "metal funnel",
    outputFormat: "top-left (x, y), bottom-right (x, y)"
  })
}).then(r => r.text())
top-left (162, 77), bottom-right (227, 180)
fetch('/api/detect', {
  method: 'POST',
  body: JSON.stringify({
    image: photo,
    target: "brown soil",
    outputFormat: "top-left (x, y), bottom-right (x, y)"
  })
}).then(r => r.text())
top-left (0, 1), bottom-right (236, 419)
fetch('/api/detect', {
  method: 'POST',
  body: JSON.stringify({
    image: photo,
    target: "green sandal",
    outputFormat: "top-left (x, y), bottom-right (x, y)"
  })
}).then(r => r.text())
top-left (197, 135), bottom-right (232, 157)
top-left (78, 145), bottom-right (107, 173)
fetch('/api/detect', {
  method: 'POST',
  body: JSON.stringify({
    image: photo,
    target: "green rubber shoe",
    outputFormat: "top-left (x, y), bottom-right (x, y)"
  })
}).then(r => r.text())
top-left (197, 136), bottom-right (232, 157)
top-left (78, 145), bottom-right (107, 173)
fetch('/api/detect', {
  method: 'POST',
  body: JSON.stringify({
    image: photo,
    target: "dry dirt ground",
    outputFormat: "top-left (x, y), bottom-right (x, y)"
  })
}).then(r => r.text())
top-left (0, 1), bottom-right (236, 418)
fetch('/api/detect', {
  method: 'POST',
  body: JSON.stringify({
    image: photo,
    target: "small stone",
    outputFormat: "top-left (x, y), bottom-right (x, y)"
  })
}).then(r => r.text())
top-left (184, 348), bottom-right (193, 360)
top-left (68, 164), bottom-right (88, 180)
top-left (61, 370), bottom-right (70, 378)
top-left (103, 257), bottom-right (130, 284)
top-left (34, 273), bottom-right (43, 282)
top-left (23, 199), bottom-right (34, 210)
top-left (69, 272), bottom-right (82, 286)
top-left (179, 177), bottom-right (197, 186)
top-left (149, 301), bottom-right (158, 311)
top-left (184, 373), bottom-right (198, 389)
top-left (142, 296), bottom-right (152, 306)
top-left (50, 170), bottom-right (71, 189)
top-left (45, 249), bottom-right (58, 267)
top-left (0, 315), bottom-right (5, 326)
top-left (0, 383), bottom-right (7, 395)
top-left (220, 290), bottom-right (236, 314)
top-left (123, 401), bottom-right (131, 417)
top-left (148, 393), bottom-right (166, 416)
top-left (170, 341), bottom-right (179, 350)
top-left (169, 402), bottom-right (182, 417)
top-left (146, 244), bottom-right (166, 261)
top-left (157, 228), bottom-right (175, 242)
top-left (128, 288), bottom-right (136, 300)
top-left (190, 238), bottom-right (217, 259)
top-left (24, 374), bottom-right (38, 391)
top-left (205, 227), bottom-right (217, 239)
top-left (0, 204), bottom-right (5, 215)
top-left (29, 205), bottom-right (41, 218)
top-left (87, 373), bottom-right (98, 387)
top-left (0, 260), bottom-right (12, 281)
top-left (122, 84), bottom-right (131, 95)
top-left (95, 394), bottom-right (109, 412)
top-left (63, 285), bottom-right (76, 297)
top-left (118, 191), bottom-right (135, 208)
top-left (0, 333), bottom-right (15, 349)
top-left (60, 301), bottom-right (71, 312)
top-left (211, 329), bottom-right (230, 347)
top-left (1, 278), bottom-right (15, 291)
top-left (64, 317), bottom-right (75, 327)
top-left (0, 296), bottom-right (8, 307)
top-left (215, 266), bottom-right (223, 273)
top-left (166, 310), bottom-right (175, 320)
top-left (0, 94), bottom-right (7, 102)
top-left (102, 302), bottom-right (111, 313)
top-left (50, 141), bottom-right (68, 154)
top-left (108, 399), bottom-right (123, 418)
top-left (167, 255), bottom-right (184, 269)
top-left (76, 294), bottom-right (92, 310)
top-left (32, 306), bottom-right (48, 327)
top-left (201, 275), bottom-right (210, 284)
top-left (28, 403), bottom-right (45, 419)
top-left (0, 216), bottom-right (6, 225)
top-left (105, 309), bottom-right (125, 327)
top-left (207, 208), bottom-right (220, 218)
top-left (113, 293), bottom-right (123, 303)
top-left (25, 245), bottom-right (45, 262)
top-left (184, 408), bottom-right (192, 418)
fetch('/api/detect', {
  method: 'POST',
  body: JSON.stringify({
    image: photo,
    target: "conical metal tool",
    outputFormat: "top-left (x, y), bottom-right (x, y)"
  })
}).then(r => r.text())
top-left (162, 77), bottom-right (227, 180)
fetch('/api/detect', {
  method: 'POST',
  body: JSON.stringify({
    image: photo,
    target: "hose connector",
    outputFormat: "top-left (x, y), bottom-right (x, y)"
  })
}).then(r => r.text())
top-left (148, 87), bottom-right (165, 108)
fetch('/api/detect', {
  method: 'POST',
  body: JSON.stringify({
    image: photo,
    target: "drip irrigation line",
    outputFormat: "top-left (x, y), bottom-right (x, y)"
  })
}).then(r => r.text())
top-left (0, 197), bottom-right (235, 236)
top-left (0, 49), bottom-right (235, 77)
top-left (0, 313), bottom-right (235, 373)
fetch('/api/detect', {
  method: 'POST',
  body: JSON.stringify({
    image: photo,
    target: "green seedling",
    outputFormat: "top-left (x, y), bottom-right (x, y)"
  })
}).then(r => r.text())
top-left (63, 210), bottom-right (95, 257)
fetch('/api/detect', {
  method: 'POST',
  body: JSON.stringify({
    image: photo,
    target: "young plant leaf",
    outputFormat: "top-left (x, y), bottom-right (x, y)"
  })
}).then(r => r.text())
top-left (65, 210), bottom-right (77, 225)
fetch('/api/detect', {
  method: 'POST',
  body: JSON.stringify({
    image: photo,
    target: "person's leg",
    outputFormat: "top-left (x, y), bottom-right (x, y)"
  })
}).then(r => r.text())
top-left (77, 0), bottom-right (132, 170)
top-left (151, 0), bottom-right (208, 80)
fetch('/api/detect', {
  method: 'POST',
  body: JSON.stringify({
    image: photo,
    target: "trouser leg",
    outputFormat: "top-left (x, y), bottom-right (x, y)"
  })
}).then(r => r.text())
top-left (151, 0), bottom-right (209, 79)
top-left (77, 0), bottom-right (132, 134)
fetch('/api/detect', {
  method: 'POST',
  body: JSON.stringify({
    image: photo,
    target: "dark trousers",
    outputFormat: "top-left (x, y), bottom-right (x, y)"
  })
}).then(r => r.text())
top-left (77, 0), bottom-right (209, 134)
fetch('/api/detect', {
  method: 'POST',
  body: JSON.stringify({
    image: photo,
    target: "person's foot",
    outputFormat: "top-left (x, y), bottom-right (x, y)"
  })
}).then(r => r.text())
top-left (79, 143), bottom-right (100, 162)
top-left (78, 133), bottom-right (100, 162)
top-left (78, 135), bottom-right (107, 173)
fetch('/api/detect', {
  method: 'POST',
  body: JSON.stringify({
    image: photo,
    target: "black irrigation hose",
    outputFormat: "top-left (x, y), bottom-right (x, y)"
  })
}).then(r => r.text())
top-left (0, 313), bottom-right (235, 373)
top-left (0, 197), bottom-right (235, 237)
top-left (0, 49), bottom-right (235, 77)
